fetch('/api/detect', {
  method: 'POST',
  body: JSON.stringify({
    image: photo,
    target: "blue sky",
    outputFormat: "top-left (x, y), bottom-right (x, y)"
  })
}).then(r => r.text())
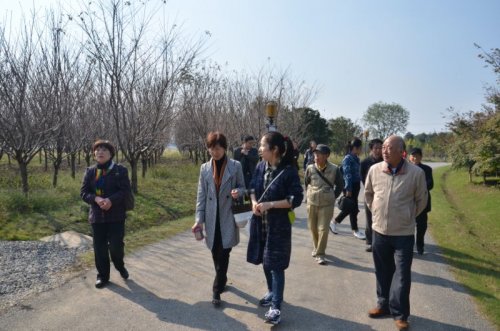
top-left (2, 0), bottom-right (499, 134)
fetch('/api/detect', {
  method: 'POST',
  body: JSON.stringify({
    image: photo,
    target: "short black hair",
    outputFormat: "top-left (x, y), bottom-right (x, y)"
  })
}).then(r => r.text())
top-left (369, 138), bottom-right (383, 150)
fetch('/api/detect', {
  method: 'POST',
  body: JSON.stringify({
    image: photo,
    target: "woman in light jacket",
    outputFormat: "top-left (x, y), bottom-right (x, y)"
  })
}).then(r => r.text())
top-left (192, 131), bottom-right (245, 306)
top-left (247, 132), bottom-right (303, 325)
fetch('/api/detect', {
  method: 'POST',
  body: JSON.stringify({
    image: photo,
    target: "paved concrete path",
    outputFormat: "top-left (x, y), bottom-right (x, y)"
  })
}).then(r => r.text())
top-left (0, 163), bottom-right (495, 331)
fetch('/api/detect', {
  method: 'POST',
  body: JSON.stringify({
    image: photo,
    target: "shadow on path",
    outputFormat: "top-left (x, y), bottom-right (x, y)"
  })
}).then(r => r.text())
top-left (410, 315), bottom-right (476, 331)
top-left (108, 280), bottom-right (249, 330)
top-left (229, 285), bottom-right (375, 330)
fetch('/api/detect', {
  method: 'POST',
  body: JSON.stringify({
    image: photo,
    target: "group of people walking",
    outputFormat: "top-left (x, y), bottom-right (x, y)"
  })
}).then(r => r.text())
top-left (80, 132), bottom-right (433, 330)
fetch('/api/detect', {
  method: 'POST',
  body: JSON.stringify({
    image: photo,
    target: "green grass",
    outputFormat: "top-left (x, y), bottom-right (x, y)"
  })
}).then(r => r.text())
top-left (0, 151), bottom-right (199, 241)
top-left (430, 166), bottom-right (499, 327)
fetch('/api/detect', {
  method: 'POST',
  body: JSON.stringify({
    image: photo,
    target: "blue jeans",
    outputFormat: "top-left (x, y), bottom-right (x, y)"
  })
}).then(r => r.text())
top-left (264, 267), bottom-right (285, 310)
top-left (372, 231), bottom-right (414, 321)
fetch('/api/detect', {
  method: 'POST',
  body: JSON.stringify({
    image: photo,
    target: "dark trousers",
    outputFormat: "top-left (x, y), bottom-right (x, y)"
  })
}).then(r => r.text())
top-left (372, 231), bottom-right (414, 321)
top-left (415, 212), bottom-right (428, 252)
top-left (365, 202), bottom-right (373, 245)
top-left (264, 267), bottom-right (285, 310)
top-left (211, 222), bottom-right (231, 295)
top-left (92, 222), bottom-right (125, 281)
top-left (335, 182), bottom-right (360, 231)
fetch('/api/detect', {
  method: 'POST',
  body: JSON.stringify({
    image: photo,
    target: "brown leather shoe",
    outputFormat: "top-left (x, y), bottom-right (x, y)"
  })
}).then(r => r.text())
top-left (368, 307), bottom-right (390, 318)
top-left (395, 319), bottom-right (409, 330)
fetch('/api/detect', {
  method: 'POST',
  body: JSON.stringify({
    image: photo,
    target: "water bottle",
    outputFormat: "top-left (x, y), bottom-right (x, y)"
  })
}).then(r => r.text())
top-left (193, 225), bottom-right (204, 241)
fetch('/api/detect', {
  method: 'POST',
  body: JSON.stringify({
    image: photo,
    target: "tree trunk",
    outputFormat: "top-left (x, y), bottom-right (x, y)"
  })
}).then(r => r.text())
top-left (8, 153), bottom-right (11, 167)
top-left (130, 159), bottom-right (139, 194)
top-left (39, 150), bottom-right (42, 164)
top-left (19, 161), bottom-right (29, 196)
top-left (53, 163), bottom-right (60, 188)
top-left (141, 157), bottom-right (147, 178)
top-left (78, 151), bottom-right (81, 165)
top-left (66, 154), bottom-right (71, 167)
top-left (44, 149), bottom-right (48, 171)
top-left (70, 153), bottom-right (77, 179)
top-left (85, 151), bottom-right (91, 167)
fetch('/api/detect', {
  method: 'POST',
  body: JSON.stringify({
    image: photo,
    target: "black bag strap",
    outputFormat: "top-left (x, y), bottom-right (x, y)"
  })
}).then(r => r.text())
top-left (314, 166), bottom-right (334, 189)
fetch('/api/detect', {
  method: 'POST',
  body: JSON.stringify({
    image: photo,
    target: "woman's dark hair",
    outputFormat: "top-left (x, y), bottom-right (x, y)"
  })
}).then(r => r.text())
top-left (369, 138), bottom-right (383, 150)
top-left (262, 131), bottom-right (294, 167)
top-left (206, 131), bottom-right (227, 150)
top-left (92, 140), bottom-right (116, 159)
top-left (346, 137), bottom-right (362, 153)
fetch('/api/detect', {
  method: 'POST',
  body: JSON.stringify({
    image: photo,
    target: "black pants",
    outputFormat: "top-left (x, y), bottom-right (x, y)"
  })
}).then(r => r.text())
top-left (415, 212), bottom-right (428, 252)
top-left (211, 218), bottom-right (231, 295)
top-left (372, 231), bottom-right (414, 321)
top-left (365, 202), bottom-right (373, 245)
top-left (92, 222), bottom-right (125, 281)
top-left (335, 182), bottom-right (360, 231)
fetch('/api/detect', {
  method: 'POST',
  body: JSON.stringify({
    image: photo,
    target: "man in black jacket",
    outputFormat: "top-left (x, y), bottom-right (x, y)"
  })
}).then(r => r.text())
top-left (360, 138), bottom-right (383, 252)
top-left (409, 148), bottom-right (434, 255)
top-left (234, 135), bottom-right (259, 189)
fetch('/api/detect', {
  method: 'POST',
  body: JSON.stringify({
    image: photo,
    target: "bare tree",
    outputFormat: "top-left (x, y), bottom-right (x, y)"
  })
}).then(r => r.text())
top-left (77, 0), bottom-right (201, 192)
top-left (0, 13), bottom-right (57, 195)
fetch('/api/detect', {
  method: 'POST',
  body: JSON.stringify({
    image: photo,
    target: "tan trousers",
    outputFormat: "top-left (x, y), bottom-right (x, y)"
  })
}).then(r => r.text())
top-left (307, 204), bottom-right (334, 257)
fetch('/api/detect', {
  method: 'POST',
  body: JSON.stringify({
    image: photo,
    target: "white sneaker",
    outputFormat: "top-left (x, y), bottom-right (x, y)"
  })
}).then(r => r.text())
top-left (264, 308), bottom-right (281, 324)
top-left (329, 222), bottom-right (338, 234)
top-left (316, 256), bottom-right (326, 265)
top-left (311, 250), bottom-right (317, 258)
top-left (353, 230), bottom-right (366, 240)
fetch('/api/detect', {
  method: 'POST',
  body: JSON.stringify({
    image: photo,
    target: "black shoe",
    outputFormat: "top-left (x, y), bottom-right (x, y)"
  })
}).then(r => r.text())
top-left (417, 249), bottom-right (424, 255)
top-left (118, 267), bottom-right (129, 280)
top-left (212, 293), bottom-right (221, 307)
top-left (95, 278), bottom-right (109, 289)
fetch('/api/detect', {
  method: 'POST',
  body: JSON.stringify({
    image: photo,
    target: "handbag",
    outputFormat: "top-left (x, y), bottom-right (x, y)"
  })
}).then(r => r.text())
top-left (236, 168), bottom-right (287, 228)
top-left (338, 195), bottom-right (357, 213)
top-left (232, 194), bottom-right (253, 228)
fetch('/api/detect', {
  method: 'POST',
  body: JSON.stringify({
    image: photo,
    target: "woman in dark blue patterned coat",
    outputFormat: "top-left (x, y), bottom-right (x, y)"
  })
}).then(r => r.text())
top-left (247, 132), bottom-right (303, 325)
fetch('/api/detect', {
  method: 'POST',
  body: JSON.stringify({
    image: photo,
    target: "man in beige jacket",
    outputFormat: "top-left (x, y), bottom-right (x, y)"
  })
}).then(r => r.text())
top-left (364, 136), bottom-right (427, 331)
top-left (304, 144), bottom-right (343, 265)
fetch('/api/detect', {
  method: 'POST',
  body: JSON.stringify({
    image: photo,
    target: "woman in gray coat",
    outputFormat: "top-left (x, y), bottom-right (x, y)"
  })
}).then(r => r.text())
top-left (192, 131), bottom-right (246, 306)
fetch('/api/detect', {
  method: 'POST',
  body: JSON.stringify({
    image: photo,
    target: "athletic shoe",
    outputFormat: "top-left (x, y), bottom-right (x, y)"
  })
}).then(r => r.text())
top-left (316, 256), bottom-right (326, 265)
top-left (95, 277), bottom-right (109, 289)
top-left (365, 245), bottom-right (372, 252)
top-left (353, 230), bottom-right (366, 240)
top-left (264, 308), bottom-right (281, 325)
top-left (329, 222), bottom-right (338, 234)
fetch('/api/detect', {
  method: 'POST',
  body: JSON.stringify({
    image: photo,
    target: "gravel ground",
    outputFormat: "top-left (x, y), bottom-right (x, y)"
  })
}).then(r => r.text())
top-left (0, 241), bottom-right (90, 310)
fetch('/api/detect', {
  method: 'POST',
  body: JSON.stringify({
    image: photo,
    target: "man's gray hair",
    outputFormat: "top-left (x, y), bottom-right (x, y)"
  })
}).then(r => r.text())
top-left (386, 135), bottom-right (405, 152)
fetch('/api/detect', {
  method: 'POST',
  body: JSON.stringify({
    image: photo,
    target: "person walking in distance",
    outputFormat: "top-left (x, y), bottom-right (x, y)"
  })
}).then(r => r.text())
top-left (304, 144), bottom-right (343, 265)
top-left (330, 138), bottom-right (366, 239)
top-left (360, 138), bottom-right (383, 252)
top-left (192, 132), bottom-right (246, 306)
top-left (364, 135), bottom-right (428, 331)
top-left (303, 140), bottom-right (317, 171)
top-left (233, 135), bottom-right (259, 189)
top-left (408, 147), bottom-right (433, 255)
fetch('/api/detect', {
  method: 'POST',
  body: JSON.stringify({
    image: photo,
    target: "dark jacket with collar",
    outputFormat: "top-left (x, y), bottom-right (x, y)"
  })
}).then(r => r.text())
top-left (416, 162), bottom-right (433, 213)
top-left (247, 161), bottom-right (303, 270)
top-left (80, 163), bottom-right (131, 224)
